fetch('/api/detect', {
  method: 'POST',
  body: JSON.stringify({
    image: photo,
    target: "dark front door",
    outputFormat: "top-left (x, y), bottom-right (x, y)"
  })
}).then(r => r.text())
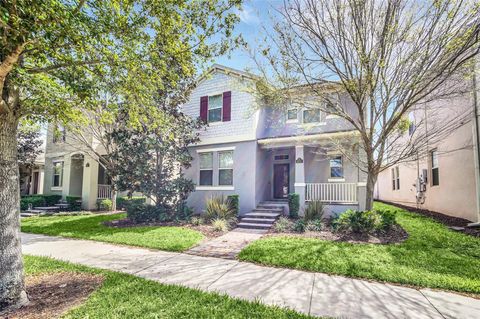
top-left (33, 172), bottom-right (39, 194)
top-left (273, 164), bottom-right (289, 199)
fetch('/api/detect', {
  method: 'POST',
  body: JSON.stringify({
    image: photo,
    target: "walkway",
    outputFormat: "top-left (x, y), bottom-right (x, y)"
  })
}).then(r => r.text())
top-left (22, 233), bottom-right (480, 319)
top-left (186, 228), bottom-right (266, 259)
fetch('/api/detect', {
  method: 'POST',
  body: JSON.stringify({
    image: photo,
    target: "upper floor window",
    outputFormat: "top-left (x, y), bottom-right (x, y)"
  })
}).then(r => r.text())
top-left (431, 150), bottom-right (439, 186)
top-left (208, 94), bottom-right (223, 123)
top-left (392, 167), bottom-right (400, 190)
top-left (408, 112), bottom-right (415, 136)
top-left (286, 108), bottom-right (298, 122)
top-left (303, 108), bottom-right (321, 123)
top-left (329, 155), bottom-right (343, 178)
top-left (53, 125), bottom-right (66, 143)
top-left (218, 151), bottom-right (234, 185)
top-left (199, 152), bottom-right (213, 186)
top-left (52, 161), bottom-right (64, 187)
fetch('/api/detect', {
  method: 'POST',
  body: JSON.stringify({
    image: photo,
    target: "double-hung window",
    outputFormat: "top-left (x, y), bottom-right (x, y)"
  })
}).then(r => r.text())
top-left (199, 152), bottom-right (213, 186)
top-left (286, 108), bottom-right (298, 122)
top-left (208, 94), bottom-right (223, 123)
top-left (431, 150), bottom-right (439, 186)
top-left (303, 108), bottom-right (321, 123)
top-left (392, 167), bottom-right (400, 190)
top-left (329, 156), bottom-right (343, 178)
top-left (218, 151), bottom-right (234, 185)
top-left (52, 161), bottom-right (64, 187)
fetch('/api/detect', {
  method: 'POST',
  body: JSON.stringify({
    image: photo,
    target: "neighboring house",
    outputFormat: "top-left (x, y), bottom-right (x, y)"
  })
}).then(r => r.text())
top-left (19, 158), bottom-right (45, 196)
top-left (375, 71), bottom-right (480, 224)
top-left (182, 64), bottom-right (368, 216)
top-left (42, 124), bottom-right (112, 209)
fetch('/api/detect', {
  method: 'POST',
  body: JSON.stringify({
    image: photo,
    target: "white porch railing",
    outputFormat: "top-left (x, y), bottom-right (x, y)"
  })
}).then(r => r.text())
top-left (305, 183), bottom-right (357, 203)
top-left (97, 184), bottom-right (112, 199)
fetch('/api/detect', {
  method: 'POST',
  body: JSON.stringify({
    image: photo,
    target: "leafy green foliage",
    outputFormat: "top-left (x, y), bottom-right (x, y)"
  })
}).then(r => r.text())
top-left (212, 218), bottom-right (230, 232)
top-left (288, 193), bottom-right (299, 218)
top-left (126, 203), bottom-right (168, 223)
top-left (239, 202), bottom-right (480, 294)
top-left (205, 195), bottom-right (237, 221)
top-left (274, 217), bottom-right (291, 232)
top-left (65, 196), bottom-right (81, 211)
top-left (23, 256), bottom-right (313, 318)
top-left (293, 219), bottom-right (306, 232)
top-left (304, 200), bottom-right (324, 221)
top-left (190, 217), bottom-right (204, 226)
top-left (20, 195), bottom-right (62, 210)
top-left (333, 208), bottom-right (397, 234)
top-left (116, 196), bottom-right (146, 210)
top-left (227, 194), bottom-right (239, 215)
top-left (97, 199), bottom-right (113, 211)
top-left (22, 213), bottom-right (203, 252)
top-left (305, 220), bottom-right (323, 232)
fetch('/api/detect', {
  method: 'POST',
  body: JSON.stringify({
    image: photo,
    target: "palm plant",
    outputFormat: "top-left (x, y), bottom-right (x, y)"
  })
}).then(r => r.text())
top-left (205, 195), bottom-right (236, 221)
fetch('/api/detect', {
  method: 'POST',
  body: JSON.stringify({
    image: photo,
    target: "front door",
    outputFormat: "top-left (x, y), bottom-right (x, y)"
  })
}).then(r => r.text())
top-left (273, 164), bottom-right (289, 199)
top-left (33, 172), bottom-right (39, 194)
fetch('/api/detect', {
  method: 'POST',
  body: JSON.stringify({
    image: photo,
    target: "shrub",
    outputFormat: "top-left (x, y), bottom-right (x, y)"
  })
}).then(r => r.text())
top-left (212, 218), bottom-right (229, 232)
top-left (97, 199), bottom-right (113, 211)
top-left (20, 196), bottom-right (45, 211)
top-left (190, 216), bottom-right (204, 226)
top-left (377, 209), bottom-right (396, 231)
top-left (288, 193), bottom-right (300, 218)
top-left (204, 195), bottom-right (236, 221)
top-left (175, 201), bottom-right (193, 220)
top-left (20, 194), bottom-right (62, 210)
top-left (126, 203), bottom-right (168, 223)
top-left (293, 219), bottom-right (306, 232)
top-left (274, 217), bottom-right (291, 232)
top-left (304, 200), bottom-right (324, 221)
top-left (305, 219), bottom-right (323, 232)
top-left (227, 195), bottom-right (239, 215)
top-left (66, 196), bottom-right (82, 211)
top-left (116, 196), bottom-right (146, 210)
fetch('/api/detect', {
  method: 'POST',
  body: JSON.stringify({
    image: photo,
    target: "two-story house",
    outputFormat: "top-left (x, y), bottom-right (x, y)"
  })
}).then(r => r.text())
top-left (182, 64), bottom-right (368, 216)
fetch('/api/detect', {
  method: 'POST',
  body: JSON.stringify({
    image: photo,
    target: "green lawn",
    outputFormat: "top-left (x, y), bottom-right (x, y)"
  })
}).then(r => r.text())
top-left (23, 255), bottom-right (313, 319)
top-left (239, 202), bottom-right (480, 295)
top-left (21, 213), bottom-right (203, 252)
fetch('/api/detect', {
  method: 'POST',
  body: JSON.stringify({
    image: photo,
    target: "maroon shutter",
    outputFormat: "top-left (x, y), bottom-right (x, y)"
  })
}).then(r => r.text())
top-left (200, 96), bottom-right (208, 122)
top-left (222, 91), bottom-right (231, 122)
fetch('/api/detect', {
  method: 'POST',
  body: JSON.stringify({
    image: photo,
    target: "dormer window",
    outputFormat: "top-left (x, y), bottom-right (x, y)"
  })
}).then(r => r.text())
top-left (303, 108), bottom-right (321, 123)
top-left (208, 94), bottom-right (223, 123)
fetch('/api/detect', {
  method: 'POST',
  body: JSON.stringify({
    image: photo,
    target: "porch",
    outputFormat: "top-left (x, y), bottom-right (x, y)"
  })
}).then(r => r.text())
top-left (257, 132), bottom-right (367, 213)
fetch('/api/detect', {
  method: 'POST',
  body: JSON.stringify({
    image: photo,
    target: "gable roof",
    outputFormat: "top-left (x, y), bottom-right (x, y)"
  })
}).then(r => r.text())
top-left (196, 64), bottom-right (258, 85)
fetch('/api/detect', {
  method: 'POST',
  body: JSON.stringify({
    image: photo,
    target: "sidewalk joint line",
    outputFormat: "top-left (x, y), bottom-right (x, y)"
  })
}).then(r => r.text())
top-left (419, 290), bottom-right (446, 319)
top-left (308, 273), bottom-right (316, 315)
top-left (206, 262), bottom-right (240, 289)
top-left (132, 254), bottom-right (179, 275)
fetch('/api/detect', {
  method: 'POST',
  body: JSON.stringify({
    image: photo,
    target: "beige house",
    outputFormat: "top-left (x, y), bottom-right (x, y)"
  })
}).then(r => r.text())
top-left (42, 125), bottom-right (112, 210)
top-left (375, 71), bottom-right (480, 224)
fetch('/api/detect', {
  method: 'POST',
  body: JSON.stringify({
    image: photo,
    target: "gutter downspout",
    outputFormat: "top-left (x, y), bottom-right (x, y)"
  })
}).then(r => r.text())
top-left (469, 59), bottom-right (480, 226)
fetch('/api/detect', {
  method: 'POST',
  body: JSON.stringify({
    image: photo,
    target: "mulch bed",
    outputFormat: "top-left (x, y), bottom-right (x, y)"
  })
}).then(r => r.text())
top-left (377, 200), bottom-right (480, 237)
top-left (269, 223), bottom-right (408, 244)
top-left (3, 272), bottom-right (104, 319)
top-left (104, 218), bottom-right (230, 239)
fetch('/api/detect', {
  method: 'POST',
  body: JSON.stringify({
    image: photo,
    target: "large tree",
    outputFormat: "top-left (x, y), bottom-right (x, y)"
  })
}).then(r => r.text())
top-left (0, 0), bottom-right (242, 311)
top-left (251, 0), bottom-right (480, 210)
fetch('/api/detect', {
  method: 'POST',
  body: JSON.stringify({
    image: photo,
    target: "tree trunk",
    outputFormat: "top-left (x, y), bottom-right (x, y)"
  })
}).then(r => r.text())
top-left (365, 171), bottom-right (377, 211)
top-left (0, 114), bottom-right (28, 312)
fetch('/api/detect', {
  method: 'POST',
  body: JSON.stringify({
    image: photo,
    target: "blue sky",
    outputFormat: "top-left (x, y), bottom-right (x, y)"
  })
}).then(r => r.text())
top-left (213, 0), bottom-right (283, 71)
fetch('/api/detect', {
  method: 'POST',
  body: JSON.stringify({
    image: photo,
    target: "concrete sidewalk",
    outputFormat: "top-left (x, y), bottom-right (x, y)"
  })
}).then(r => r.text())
top-left (22, 233), bottom-right (480, 319)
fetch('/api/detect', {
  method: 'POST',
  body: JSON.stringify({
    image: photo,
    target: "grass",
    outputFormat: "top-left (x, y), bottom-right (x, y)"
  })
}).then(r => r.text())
top-left (21, 213), bottom-right (203, 252)
top-left (24, 255), bottom-right (313, 319)
top-left (239, 202), bottom-right (480, 295)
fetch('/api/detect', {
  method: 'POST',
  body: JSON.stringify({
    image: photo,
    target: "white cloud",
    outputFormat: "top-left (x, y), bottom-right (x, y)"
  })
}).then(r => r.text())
top-left (237, 4), bottom-right (260, 25)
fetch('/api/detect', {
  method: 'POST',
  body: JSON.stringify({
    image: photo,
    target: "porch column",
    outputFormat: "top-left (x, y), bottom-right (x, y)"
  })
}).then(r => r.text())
top-left (81, 155), bottom-right (99, 210)
top-left (61, 154), bottom-right (72, 199)
top-left (294, 145), bottom-right (306, 213)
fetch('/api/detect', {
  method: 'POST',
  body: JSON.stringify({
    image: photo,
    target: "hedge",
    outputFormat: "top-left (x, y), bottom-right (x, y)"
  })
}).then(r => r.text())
top-left (66, 196), bottom-right (82, 211)
top-left (116, 196), bottom-right (146, 210)
top-left (20, 194), bottom-right (62, 211)
top-left (288, 193), bottom-right (300, 218)
top-left (227, 194), bottom-right (239, 215)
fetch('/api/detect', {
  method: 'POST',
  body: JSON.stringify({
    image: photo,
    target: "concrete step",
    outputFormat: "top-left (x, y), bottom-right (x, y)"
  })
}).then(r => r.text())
top-left (252, 207), bottom-right (283, 213)
top-left (244, 212), bottom-right (281, 219)
top-left (240, 217), bottom-right (276, 224)
top-left (257, 203), bottom-right (285, 209)
top-left (237, 222), bottom-right (272, 230)
top-left (55, 203), bottom-right (69, 208)
top-left (261, 200), bottom-right (288, 204)
top-left (21, 213), bottom-right (38, 217)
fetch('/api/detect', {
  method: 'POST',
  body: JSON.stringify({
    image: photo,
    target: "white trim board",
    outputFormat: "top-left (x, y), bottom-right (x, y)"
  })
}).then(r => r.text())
top-left (196, 146), bottom-right (236, 153)
top-left (195, 186), bottom-right (235, 191)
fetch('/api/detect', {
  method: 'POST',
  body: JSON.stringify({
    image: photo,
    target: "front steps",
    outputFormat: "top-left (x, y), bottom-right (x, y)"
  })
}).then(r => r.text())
top-left (22, 199), bottom-right (74, 217)
top-left (237, 201), bottom-right (286, 230)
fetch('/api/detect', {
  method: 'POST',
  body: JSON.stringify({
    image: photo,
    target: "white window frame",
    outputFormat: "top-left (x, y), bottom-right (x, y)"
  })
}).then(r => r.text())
top-left (218, 150), bottom-right (234, 186)
top-left (52, 160), bottom-right (64, 189)
top-left (302, 108), bottom-right (322, 124)
top-left (199, 152), bottom-right (213, 186)
top-left (208, 94), bottom-right (223, 123)
top-left (328, 155), bottom-right (344, 181)
top-left (431, 150), bottom-right (439, 186)
top-left (286, 108), bottom-right (298, 123)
